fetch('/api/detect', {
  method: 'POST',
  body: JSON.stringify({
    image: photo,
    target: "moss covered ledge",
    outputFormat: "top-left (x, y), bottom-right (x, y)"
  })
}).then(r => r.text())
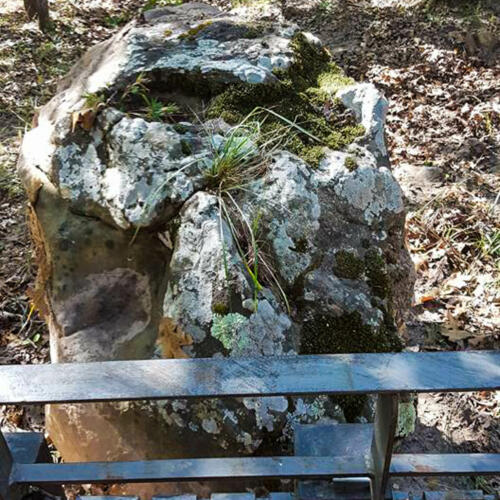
top-left (206, 33), bottom-right (364, 168)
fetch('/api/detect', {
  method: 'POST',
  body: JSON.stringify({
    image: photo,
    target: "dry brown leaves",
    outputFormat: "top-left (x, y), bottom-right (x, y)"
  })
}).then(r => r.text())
top-left (156, 317), bottom-right (193, 359)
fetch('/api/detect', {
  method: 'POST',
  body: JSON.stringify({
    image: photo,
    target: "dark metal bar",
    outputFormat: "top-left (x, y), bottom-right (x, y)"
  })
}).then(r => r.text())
top-left (3, 433), bottom-right (50, 465)
top-left (10, 456), bottom-right (371, 485)
top-left (294, 422), bottom-right (374, 500)
top-left (1, 351), bottom-right (499, 405)
top-left (423, 491), bottom-right (483, 500)
top-left (0, 431), bottom-right (13, 500)
top-left (4, 433), bottom-right (63, 498)
top-left (76, 497), bottom-right (139, 500)
top-left (370, 394), bottom-right (399, 500)
top-left (390, 454), bottom-right (500, 476)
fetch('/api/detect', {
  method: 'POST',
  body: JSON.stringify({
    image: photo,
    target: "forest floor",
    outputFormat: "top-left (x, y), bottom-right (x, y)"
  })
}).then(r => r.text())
top-left (0, 0), bottom-right (498, 495)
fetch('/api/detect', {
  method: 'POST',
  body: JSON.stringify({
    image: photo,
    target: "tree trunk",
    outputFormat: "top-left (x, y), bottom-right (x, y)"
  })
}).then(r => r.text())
top-left (24, 0), bottom-right (50, 31)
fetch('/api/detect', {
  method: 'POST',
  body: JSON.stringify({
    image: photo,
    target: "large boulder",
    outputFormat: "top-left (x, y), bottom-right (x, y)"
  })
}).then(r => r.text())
top-left (18, 2), bottom-right (414, 493)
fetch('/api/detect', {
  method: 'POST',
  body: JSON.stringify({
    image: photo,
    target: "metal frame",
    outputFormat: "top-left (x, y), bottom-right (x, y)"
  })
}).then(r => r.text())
top-left (1, 351), bottom-right (499, 500)
top-left (370, 394), bottom-right (399, 500)
top-left (0, 432), bottom-right (13, 500)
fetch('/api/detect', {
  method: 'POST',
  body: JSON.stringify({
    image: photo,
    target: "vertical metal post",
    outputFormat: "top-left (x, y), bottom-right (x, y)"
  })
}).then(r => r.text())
top-left (370, 393), bottom-right (398, 500)
top-left (0, 430), bottom-right (13, 500)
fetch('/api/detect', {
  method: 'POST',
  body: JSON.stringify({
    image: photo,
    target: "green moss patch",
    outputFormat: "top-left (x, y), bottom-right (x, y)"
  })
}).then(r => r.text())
top-left (300, 309), bottom-right (402, 420)
top-left (364, 248), bottom-right (390, 299)
top-left (193, 20), bottom-right (272, 41)
top-left (180, 138), bottom-right (192, 155)
top-left (212, 302), bottom-right (230, 315)
top-left (344, 156), bottom-right (358, 171)
top-left (333, 250), bottom-right (364, 280)
top-left (178, 20), bottom-right (213, 40)
top-left (300, 310), bottom-right (400, 357)
top-left (206, 33), bottom-right (364, 168)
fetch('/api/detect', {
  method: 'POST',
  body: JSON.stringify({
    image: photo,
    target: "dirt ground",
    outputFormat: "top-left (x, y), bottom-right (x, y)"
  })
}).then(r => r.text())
top-left (0, 0), bottom-right (498, 496)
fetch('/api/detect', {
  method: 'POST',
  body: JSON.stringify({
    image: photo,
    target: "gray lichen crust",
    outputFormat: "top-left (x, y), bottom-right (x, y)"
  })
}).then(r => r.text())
top-left (53, 111), bottom-right (209, 229)
top-left (18, 1), bottom-right (415, 472)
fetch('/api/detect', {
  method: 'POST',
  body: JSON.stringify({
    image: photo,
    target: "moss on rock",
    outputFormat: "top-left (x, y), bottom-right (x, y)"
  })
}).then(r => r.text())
top-left (212, 302), bottom-right (230, 315)
top-left (178, 20), bottom-right (213, 40)
top-left (333, 250), bottom-right (364, 280)
top-left (300, 309), bottom-right (402, 421)
top-left (317, 69), bottom-right (354, 95)
top-left (190, 20), bottom-right (272, 42)
top-left (173, 123), bottom-right (189, 134)
top-left (301, 310), bottom-right (400, 357)
top-left (364, 248), bottom-right (390, 299)
top-left (344, 156), bottom-right (358, 171)
top-left (300, 145), bottom-right (328, 168)
top-left (180, 139), bottom-right (192, 155)
top-left (206, 33), bottom-right (364, 168)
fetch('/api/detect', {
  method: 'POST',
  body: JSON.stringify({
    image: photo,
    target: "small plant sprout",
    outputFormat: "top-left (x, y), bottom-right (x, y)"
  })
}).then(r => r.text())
top-left (82, 92), bottom-right (106, 110)
top-left (219, 194), bottom-right (263, 310)
top-left (478, 230), bottom-right (500, 259)
top-left (203, 107), bottom-right (313, 193)
top-left (219, 193), bottom-right (291, 314)
top-left (204, 121), bottom-right (261, 191)
top-left (121, 73), bottom-right (181, 122)
top-left (121, 72), bottom-right (151, 101)
top-left (104, 14), bottom-right (130, 28)
top-left (143, 95), bottom-right (180, 121)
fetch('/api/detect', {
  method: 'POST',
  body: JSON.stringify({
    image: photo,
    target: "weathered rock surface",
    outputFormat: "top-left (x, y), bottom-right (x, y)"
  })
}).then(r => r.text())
top-left (18, 1), bottom-right (414, 490)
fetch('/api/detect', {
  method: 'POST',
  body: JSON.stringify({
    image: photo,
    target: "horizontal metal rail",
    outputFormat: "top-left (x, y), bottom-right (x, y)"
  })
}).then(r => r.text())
top-left (9, 453), bottom-right (500, 486)
top-left (390, 454), bottom-right (500, 476)
top-left (10, 456), bottom-right (371, 484)
top-left (1, 351), bottom-right (499, 405)
top-left (2, 351), bottom-right (499, 500)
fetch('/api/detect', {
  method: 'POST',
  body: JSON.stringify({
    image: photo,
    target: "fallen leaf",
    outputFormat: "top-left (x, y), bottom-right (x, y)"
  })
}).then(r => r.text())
top-left (416, 288), bottom-right (440, 304)
top-left (157, 317), bottom-right (193, 359)
top-left (441, 309), bottom-right (471, 342)
top-left (71, 108), bottom-right (98, 132)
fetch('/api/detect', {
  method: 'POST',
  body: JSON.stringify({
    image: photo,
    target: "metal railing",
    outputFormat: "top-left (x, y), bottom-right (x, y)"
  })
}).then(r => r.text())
top-left (1, 351), bottom-right (499, 500)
